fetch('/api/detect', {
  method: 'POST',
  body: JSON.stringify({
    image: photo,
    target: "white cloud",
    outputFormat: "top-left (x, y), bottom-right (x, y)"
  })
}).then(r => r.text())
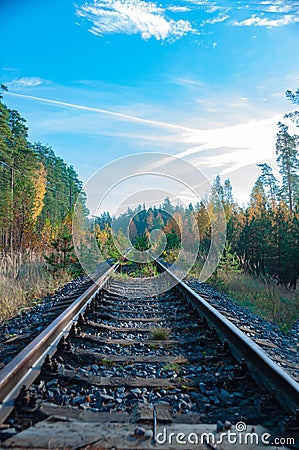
top-left (7, 77), bottom-right (50, 88)
top-left (173, 77), bottom-right (205, 88)
top-left (233, 13), bottom-right (299, 27)
top-left (204, 14), bottom-right (229, 24)
top-left (266, 4), bottom-right (292, 13)
top-left (168, 6), bottom-right (190, 12)
top-left (5, 92), bottom-right (192, 132)
top-left (185, 1), bottom-right (227, 13)
top-left (270, 91), bottom-right (284, 98)
top-left (259, 0), bottom-right (296, 14)
top-left (175, 115), bottom-right (283, 175)
top-left (76, 0), bottom-right (194, 41)
top-left (2, 67), bottom-right (19, 72)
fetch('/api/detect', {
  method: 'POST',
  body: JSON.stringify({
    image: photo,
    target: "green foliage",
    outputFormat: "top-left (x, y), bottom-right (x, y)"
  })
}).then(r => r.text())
top-left (0, 92), bottom-right (84, 252)
top-left (44, 228), bottom-right (82, 276)
top-left (127, 262), bottom-right (158, 278)
top-left (95, 224), bottom-right (123, 261)
top-left (33, 142), bottom-right (83, 227)
top-left (166, 232), bottom-right (181, 250)
top-left (257, 163), bottom-right (279, 206)
top-left (285, 88), bottom-right (299, 126)
top-left (275, 122), bottom-right (299, 214)
top-left (163, 363), bottom-right (181, 372)
top-left (218, 241), bottom-right (240, 273)
top-left (134, 233), bottom-right (150, 251)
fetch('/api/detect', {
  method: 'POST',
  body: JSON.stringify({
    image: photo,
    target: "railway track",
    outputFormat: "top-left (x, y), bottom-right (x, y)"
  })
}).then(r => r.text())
top-left (0, 277), bottom-right (95, 369)
top-left (186, 279), bottom-right (299, 383)
top-left (0, 261), bottom-right (298, 449)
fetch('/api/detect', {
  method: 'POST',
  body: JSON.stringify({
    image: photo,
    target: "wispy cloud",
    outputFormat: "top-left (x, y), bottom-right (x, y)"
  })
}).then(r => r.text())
top-left (75, 0), bottom-right (194, 41)
top-left (2, 67), bottom-right (19, 72)
top-left (232, 0), bottom-right (299, 27)
top-left (175, 115), bottom-right (284, 175)
top-left (4, 91), bottom-right (193, 132)
top-left (7, 77), bottom-right (50, 88)
top-left (259, 0), bottom-right (297, 14)
top-left (186, 0), bottom-right (299, 29)
top-left (204, 14), bottom-right (229, 25)
top-left (173, 77), bottom-right (205, 88)
top-left (184, 0), bottom-right (227, 13)
top-left (233, 13), bottom-right (299, 27)
top-left (168, 6), bottom-right (190, 13)
top-left (75, 0), bottom-right (299, 41)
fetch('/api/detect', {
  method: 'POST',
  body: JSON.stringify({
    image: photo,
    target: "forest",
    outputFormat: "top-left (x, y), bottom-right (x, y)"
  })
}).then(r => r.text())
top-left (96, 88), bottom-right (299, 291)
top-left (0, 85), bottom-right (84, 321)
top-left (0, 83), bottom-right (298, 327)
top-left (0, 85), bottom-right (83, 252)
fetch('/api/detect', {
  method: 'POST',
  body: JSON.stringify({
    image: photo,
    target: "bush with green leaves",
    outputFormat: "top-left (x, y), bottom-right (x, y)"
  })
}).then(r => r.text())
top-left (44, 228), bottom-right (82, 276)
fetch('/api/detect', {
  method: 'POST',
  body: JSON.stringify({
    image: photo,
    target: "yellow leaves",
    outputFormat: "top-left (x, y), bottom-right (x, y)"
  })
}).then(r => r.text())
top-left (31, 163), bottom-right (47, 224)
top-left (163, 212), bottom-right (182, 235)
top-left (41, 219), bottom-right (54, 248)
top-left (95, 223), bottom-right (110, 245)
top-left (248, 181), bottom-right (267, 220)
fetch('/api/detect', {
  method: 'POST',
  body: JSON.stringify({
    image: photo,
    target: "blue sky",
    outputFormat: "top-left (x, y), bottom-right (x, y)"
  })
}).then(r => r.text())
top-left (1, 0), bottom-right (299, 207)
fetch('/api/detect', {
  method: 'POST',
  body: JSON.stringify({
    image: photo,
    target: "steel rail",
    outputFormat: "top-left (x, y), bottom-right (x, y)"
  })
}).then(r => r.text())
top-left (156, 260), bottom-right (299, 413)
top-left (0, 263), bottom-right (119, 425)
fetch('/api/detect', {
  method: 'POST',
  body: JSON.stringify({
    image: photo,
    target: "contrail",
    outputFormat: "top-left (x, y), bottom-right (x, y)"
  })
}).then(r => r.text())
top-left (4, 92), bottom-right (194, 133)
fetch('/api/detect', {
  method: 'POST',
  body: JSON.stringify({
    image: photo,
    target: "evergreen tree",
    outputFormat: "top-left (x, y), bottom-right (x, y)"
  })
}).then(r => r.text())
top-left (245, 180), bottom-right (272, 273)
top-left (275, 122), bottom-right (299, 214)
top-left (257, 163), bottom-right (279, 207)
top-left (211, 175), bottom-right (224, 208)
top-left (285, 87), bottom-right (299, 125)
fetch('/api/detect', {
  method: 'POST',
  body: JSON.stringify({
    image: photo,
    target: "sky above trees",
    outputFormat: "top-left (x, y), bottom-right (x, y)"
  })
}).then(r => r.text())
top-left (1, 0), bottom-right (299, 206)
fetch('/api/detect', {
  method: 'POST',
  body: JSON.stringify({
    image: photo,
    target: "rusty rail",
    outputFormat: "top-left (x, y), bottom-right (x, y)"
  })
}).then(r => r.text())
top-left (0, 263), bottom-right (119, 425)
top-left (156, 260), bottom-right (299, 413)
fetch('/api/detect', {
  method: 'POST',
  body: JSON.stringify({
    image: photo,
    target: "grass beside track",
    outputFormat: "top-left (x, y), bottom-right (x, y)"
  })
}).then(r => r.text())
top-left (193, 266), bottom-right (299, 332)
top-left (119, 258), bottom-right (299, 332)
top-left (0, 252), bottom-right (72, 323)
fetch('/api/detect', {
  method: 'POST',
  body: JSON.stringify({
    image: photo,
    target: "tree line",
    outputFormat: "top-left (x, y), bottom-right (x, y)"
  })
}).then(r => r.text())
top-left (96, 87), bottom-right (299, 289)
top-left (0, 85), bottom-right (83, 252)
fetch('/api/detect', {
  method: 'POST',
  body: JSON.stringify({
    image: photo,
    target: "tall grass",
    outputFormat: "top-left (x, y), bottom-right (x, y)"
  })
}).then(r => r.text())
top-left (0, 251), bottom-right (71, 323)
top-left (206, 269), bottom-right (299, 332)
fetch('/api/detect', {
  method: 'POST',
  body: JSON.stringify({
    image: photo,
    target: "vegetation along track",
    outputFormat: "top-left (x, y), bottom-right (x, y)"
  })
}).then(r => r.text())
top-left (0, 261), bottom-right (298, 449)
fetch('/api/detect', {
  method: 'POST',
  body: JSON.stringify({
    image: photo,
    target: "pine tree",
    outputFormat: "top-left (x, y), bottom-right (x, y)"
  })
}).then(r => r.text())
top-left (275, 122), bottom-right (299, 215)
top-left (44, 227), bottom-right (80, 275)
top-left (211, 175), bottom-right (224, 208)
top-left (257, 163), bottom-right (279, 207)
top-left (285, 87), bottom-right (299, 125)
top-left (218, 241), bottom-right (240, 273)
top-left (246, 180), bottom-right (272, 273)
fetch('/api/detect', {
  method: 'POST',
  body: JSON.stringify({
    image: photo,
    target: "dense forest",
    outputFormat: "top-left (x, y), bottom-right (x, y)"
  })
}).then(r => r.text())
top-left (0, 85), bottom-right (83, 252)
